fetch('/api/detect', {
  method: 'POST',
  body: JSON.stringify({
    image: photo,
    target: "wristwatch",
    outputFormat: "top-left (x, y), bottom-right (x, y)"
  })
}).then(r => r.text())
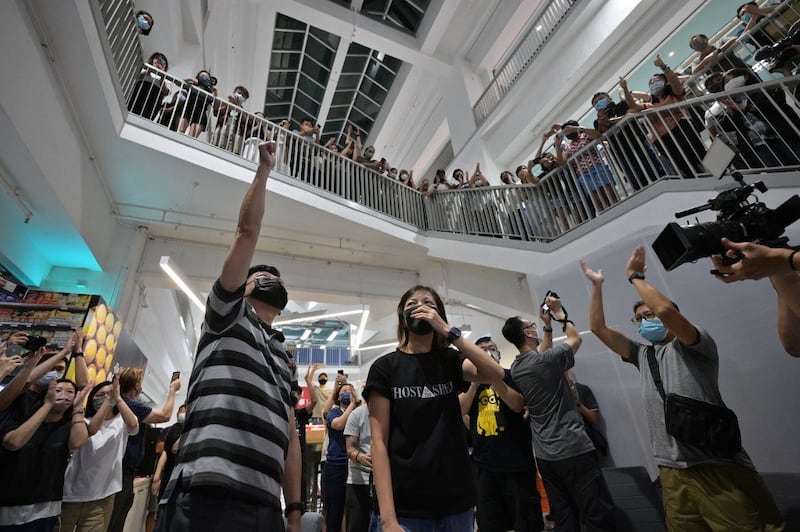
top-left (447, 326), bottom-right (462, 343)
top-left (628, 272), bottom-right (646, 284)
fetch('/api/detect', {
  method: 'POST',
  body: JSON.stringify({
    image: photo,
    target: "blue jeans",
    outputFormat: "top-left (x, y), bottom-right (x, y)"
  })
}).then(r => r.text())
top-left (0, 517), bottom-right (56, 532)
top-left (369, 509), bottom-right (473, 532)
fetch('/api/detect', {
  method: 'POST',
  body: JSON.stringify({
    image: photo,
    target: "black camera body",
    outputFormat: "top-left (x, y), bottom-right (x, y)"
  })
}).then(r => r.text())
top-left (23, 336), bottom-right (48, 352)
top-left (652, 175), bottom-right (800, 271)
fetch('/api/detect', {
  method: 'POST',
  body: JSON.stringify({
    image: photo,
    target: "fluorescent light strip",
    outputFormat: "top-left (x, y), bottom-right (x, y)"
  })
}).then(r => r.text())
top-left (354, 310), bottom-right (370, 350)
top-left (159, 256), bottom-right (206, 311)
top-left (273, 309), bottom-right (363, 326)
top-left (326, 331), bottom-right (339, 342)
top-left (358, 341), bottom-right (397, 351)
top-left (299, 329), bottom-right (312, 341)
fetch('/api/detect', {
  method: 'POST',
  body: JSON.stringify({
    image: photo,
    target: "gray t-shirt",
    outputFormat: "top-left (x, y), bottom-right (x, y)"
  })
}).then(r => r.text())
top-left (510, 343), bottom-right (595, 461)
top-left (343, 404), bottom-right (371, 485)
top-left (627, 327), bottom-right (753, 469)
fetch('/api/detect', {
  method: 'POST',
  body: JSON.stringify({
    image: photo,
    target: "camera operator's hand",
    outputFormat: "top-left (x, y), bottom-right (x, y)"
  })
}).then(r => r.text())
top-left (545, 295), bottom-right (564, 320)
top-left (580, 260), bottom-right (604, 286)
top-left (712, 239), bottom-right (794, 281)
top-left (625, 245), bottom-right (648, 278)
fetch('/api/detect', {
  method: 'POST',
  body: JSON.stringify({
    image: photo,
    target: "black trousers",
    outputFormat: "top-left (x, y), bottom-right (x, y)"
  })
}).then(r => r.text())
top-left (537, 451), bottom-right (616, 532)
top-left (345, 483), bottom-right (372, 532)
top-left (474, 466), bottom-right (544, 532)
top-left (154, 486), bottom-right (284, 532)
top-left (106, 469), bottom-right (134, 532)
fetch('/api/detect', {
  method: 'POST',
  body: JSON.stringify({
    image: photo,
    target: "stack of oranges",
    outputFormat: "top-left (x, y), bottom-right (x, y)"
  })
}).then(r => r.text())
top-left (82, 303), bottom-right (122, 384)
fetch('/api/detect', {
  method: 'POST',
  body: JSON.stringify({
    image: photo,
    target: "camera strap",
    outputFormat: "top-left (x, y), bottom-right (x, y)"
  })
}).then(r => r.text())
top-left (644, 346), bottom-right (667, 402)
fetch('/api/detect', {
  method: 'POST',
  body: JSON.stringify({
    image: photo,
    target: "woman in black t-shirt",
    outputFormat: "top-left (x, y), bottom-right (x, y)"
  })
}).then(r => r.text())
top-left (363, 285), bottom-right (505, 532)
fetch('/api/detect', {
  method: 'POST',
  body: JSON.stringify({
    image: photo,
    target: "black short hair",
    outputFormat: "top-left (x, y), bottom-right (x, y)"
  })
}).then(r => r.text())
top-left (248, 265), bottom-right (281, 278)
top-left (301, 117), bottom-right (314, 125)
top-left (632, 300), bottom-right (680, 314)
top-left (318, 372), bottom-right (328, 378)
top-left (234, 86), bottom-right (250, 99)
top-left (515, 165), bottom-right (526, 177)
top-left (475, 336), bottom-right (493, 345)
top-left (563, 119), bottom-right (579, 128)
top-left (737, 3), bottom-right (757, 18)
top-left (502, 316), bottom-right (527, 349)
top-left (592, 92), bottom-right (609, 103)
top-left (691, 34), bottom-right (708, 41)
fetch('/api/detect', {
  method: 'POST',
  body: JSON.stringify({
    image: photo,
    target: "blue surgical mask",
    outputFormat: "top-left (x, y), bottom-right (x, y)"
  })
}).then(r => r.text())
top-left (594, 98), bottom-right (610, 112)
top-left (649, 80), bottom-right (666, 96)
top-left (198, 75), bottom-right (210, 84)
top-left (37, 370), bottom-right (60, 389)
top-left (638, 318), bottom-right (668, 344)
top-left (340, 391), bottom-right (351, 406)
top-left (136, 16), bottom-right (151, 32)
top-left (178, 92), bottom-right (187, 102)
top-left (741, 14), bottom-right (751, 24)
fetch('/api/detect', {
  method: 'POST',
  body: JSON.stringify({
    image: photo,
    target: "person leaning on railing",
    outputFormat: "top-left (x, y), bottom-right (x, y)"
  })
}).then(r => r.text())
top-left (703, 73), bottom-right (763, 170)
top-left (181, 70), bottom-right (218, 138)
top-left (128, 53), bottom-right (169, 121)
top-left (620, 55), bottom-right (707, 179)
top-left (720, 68), bottom-right (800, 166)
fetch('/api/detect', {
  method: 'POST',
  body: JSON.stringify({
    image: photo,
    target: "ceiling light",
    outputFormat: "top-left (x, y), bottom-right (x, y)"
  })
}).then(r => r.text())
top-left (354, 310), bottom-right (370, 349)
top-left (535, 24), bottom-right (543, 31)
top-left (159, 256), bottom-right (206, 311)
top-left (358, 341), bottom-right (396, 351)
top-left (668, 51), bottom-right (675, 57)
top-left (300, 329), bottom-right (312, 341)
top-left (326, 331), bottom-right (339, 342)
top-left (274, 309), bottom-right (363, 326)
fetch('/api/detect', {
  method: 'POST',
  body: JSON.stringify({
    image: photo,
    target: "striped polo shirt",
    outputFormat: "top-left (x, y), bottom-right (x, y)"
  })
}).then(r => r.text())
top-left (165, 279), bottom-right (298, 509)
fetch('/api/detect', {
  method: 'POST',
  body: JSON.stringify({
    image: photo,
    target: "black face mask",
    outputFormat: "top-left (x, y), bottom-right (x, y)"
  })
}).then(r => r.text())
top-left (403, 304), bottom-right (434, 336)
top-left (251, 277), bottom-right (288, 310)
top-left (566, 132), bottom-right (579, 141)
top-left (318, 379), bottom-right (327, 386)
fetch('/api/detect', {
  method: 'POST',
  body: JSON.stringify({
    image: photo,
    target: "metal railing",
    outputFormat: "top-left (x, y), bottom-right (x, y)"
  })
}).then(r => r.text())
top-left (126, 64), bottom-right (428, 228)
top-left (92, 0), bottom-right (800, 244)
top-left (473, 0), bottom-right (578, 125)
top-left (96, 0), bottom-right (143, 102)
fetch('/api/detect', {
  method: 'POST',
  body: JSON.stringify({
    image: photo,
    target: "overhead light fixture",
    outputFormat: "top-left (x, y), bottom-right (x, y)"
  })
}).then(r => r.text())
top-left (354, 309), bottom-right (370, 349)
top-left (358, 341), bottom-right (396, 351)
top-left (535, 24), bottom-right (543, 31)
top-left (668, 51), bottom-right (675, 57)
top-left (159, 256), bottom-right (205, 311)
top-left (300, 329), bottom-right (312, 341)
top-left (274, 309), bottom-right (363, 326)
top-left (326, 330), bottom-right (339, 342)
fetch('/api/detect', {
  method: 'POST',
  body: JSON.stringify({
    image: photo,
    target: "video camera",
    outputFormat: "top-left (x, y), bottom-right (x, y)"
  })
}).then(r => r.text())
top-left (754, 20), bottom-right (800, 66)
top-left (652, 173), bottom-right (800, 271)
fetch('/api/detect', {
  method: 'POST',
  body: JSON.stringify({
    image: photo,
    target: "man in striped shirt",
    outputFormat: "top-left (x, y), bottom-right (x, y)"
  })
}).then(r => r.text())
top-left (155, 141), bottom-right (303, 532)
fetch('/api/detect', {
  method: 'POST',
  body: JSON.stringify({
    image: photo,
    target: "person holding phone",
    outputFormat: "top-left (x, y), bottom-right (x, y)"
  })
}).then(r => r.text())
top-left (0, 333), bottom-right (26, 380)
top-left (322, 383), bottom-right (359, 532)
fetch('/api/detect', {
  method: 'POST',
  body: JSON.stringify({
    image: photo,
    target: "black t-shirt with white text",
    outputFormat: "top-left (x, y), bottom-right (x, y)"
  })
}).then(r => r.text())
top-left (364, 347), bottom-right (475, 519)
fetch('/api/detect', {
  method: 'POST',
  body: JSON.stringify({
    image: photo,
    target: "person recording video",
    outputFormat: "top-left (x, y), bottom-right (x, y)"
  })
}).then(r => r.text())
top-left (711, 238), bottom-right (800, 357)
top-left (581, 246), bottom-right (785, 530)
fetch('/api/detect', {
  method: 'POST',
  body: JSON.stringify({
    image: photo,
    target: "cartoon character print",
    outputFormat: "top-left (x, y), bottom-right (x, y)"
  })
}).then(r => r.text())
top-left (476, 387), bottom-right (504, 436)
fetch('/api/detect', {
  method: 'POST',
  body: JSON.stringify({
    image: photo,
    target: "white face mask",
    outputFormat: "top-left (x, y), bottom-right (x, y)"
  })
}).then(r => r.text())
top-left (724, 76), bottom-right (747, 91)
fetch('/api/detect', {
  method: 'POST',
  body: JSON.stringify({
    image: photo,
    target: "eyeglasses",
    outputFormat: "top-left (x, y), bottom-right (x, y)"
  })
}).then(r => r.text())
top-left (523, 322), bottom-right (537, 331)
top-left (631, 311), bottom-right (656, 324)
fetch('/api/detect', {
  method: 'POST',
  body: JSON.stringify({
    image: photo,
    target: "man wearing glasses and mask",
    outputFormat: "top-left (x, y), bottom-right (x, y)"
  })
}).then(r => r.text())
top-left (503, 295), bottom-right (616, 532)
top-left (581, 246), bottom-right (784, 531)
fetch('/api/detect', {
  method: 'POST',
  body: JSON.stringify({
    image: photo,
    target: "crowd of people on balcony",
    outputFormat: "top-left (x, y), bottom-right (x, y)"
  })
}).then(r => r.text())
top-left (125, 0), bottom-right (800, 244)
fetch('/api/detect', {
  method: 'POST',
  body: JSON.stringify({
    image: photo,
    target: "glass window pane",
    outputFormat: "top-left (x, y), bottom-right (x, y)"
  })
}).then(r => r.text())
top-left (327, 106), bottom-right (349, 120)
top-left (367, 64), bottom-right (396, 88)
top-left (301, 59), bottom-right (331, 86)
top-left (264, 103), bottom-right (290, 117)
top-left (332, 91), bottom-right (355, 106)
top-left (342, 55), bottom-right (368, 74)
top-left (265, 87), bottom-right (294, 103)
top-left (306, 35), bottom-right (335, 65)
top-left (354, 93), bottom-right (380, 118)
top-left (268, 71), bottom-right (297, 87)
top-left (295, 91), bottom-right (320, 116)
top-left (359, 77), bottom-right (387, 104)
top-left (271, 52), bottom-right (301, 70)
top-left (309, 27), bottom-right (340, 50)
top-left (336, 74), bottom-right (361, 90)
top-left (276, 14), bottom-right (305, 31)
top-left (298, 74), bottom-right (325, 100)
top-left (273, 31), bottom-right (304, 51)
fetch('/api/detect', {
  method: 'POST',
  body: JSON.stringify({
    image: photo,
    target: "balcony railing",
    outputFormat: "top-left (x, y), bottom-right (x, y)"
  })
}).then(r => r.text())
top-left (473, 0), bottom-right (578, 126)
top-left (91, 0), bottom-right (800, 244)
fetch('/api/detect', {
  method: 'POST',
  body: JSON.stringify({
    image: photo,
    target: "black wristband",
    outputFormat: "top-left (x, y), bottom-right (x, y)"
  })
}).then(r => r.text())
top-left (628, 272), bottom-right (646, 283)
top-left (284, 502), bottom-right (304, 517)
top-left (542, 326), bottom-right (553, 333)
top-left (561, 319), bottom-right (575, 332)
top-left (72, 352), bottom-right (84, 357)
top-left (790, 249), bottom-right (798, 272)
